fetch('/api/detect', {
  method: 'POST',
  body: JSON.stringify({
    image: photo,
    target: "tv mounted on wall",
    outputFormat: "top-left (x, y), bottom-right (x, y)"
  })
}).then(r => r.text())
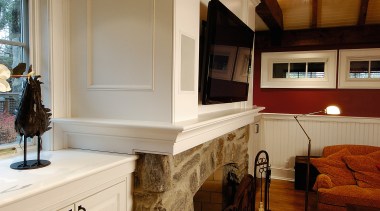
top-left (200, 0), bottom-right (255, 105)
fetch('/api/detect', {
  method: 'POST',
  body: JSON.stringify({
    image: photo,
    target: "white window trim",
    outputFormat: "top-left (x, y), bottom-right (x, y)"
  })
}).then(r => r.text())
top-left (261, 50), bottom-right (337, 89)
top-left (338, 48), bottom-right (380, 89)
top-left (1, 0), bottom-right (71, 156)
top-left (39, 0), bottom-right (71, 151)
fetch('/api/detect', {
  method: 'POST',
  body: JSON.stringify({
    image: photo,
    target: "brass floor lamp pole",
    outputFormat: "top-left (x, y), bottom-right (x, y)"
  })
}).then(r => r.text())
top-left (294, 106), bottom-right (341, 211)
top-left (294, 115), bottom-right (312, 211)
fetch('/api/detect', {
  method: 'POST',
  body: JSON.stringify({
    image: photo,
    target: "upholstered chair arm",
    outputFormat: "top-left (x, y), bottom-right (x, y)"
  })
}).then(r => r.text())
top-left (313, 174), bottom-right (334, 190)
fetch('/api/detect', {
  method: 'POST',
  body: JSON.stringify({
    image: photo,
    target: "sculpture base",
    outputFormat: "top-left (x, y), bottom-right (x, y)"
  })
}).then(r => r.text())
top-left (10, 160), bottom-right (51, 170)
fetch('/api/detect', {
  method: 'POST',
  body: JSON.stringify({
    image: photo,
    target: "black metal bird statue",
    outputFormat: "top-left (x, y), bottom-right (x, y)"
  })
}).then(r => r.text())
top-left (10, 75), bottom-right (52, 170)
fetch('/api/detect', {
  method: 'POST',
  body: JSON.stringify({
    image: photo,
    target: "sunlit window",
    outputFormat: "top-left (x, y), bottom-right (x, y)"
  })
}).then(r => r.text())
top-left (0, 0), bottom-right (29, 148)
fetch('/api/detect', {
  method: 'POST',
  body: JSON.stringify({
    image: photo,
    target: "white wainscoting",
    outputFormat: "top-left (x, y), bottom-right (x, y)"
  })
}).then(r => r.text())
top-left (257, 113), bottom-right (380, 181)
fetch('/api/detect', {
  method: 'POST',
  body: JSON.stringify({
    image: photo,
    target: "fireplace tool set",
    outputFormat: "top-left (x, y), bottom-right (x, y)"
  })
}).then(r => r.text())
top-left (253, 150), bottom-right (271, 211)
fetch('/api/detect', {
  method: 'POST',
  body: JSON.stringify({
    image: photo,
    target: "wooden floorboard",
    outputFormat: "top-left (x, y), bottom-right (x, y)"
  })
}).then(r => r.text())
top-left (255, 179), bottom-right (317, 211)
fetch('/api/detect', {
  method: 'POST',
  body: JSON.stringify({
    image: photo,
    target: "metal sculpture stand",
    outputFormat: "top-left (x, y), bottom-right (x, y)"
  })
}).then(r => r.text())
top-left (253, 150), bottom-right (271, 211)
top-left (10, 136), bottom-right (50, 170)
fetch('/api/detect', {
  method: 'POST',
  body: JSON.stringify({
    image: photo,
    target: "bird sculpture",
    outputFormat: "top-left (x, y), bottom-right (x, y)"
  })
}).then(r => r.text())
top-left (11, 73), bottom-right (52, 169)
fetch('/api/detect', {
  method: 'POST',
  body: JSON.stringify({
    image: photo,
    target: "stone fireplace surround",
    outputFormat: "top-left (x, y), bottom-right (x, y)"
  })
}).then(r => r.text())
top-left (134, 126), bottom-right (249, 210)
top-left (54, 107), bottom-right (264, 210)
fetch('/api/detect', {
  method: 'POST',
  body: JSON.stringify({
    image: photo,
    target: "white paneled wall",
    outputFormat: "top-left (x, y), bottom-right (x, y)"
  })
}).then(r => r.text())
top-left (256, 114), bottom-right (380, 181)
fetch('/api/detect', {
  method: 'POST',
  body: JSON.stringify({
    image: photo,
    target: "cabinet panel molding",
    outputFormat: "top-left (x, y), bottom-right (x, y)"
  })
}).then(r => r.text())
top-left (86, 0), bottom-right (155, 91)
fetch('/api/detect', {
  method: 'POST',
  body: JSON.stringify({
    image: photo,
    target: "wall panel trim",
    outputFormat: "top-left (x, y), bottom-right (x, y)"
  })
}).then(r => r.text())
top-left (85, 0), bottom-right (155, 91)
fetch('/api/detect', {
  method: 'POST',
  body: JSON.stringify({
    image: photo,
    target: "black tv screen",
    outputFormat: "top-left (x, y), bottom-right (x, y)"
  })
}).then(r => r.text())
top-left (200, 0), bottom-right (254, 105)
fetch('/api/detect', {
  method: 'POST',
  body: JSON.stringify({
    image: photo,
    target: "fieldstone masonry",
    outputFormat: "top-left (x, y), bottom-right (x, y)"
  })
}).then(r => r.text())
top-left (133, 125), bottom-right (250, 210)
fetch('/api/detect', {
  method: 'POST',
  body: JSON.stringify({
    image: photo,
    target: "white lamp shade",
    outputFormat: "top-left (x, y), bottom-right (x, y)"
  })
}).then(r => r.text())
top-left (325, 106), bottom-right (340, 115)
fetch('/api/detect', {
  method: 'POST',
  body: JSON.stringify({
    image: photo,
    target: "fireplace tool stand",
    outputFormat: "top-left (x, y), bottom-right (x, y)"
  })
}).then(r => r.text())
top-left (253, 150), bottom-right (271, 211)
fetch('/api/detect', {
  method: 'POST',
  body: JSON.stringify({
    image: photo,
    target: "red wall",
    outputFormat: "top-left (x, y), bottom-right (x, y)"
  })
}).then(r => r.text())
top-left (252, 50), bottom-right (380, 118)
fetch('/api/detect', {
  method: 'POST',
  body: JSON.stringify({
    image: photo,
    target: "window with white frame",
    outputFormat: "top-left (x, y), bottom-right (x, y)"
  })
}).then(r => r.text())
top-left (0, 0), bottom-right (29, 152)
top-left (339, 49), bottom-right (380, 89)
top-left (261, 50), bottom-right (337, 88)
top-left (272, 61), bottom-right (325, 79)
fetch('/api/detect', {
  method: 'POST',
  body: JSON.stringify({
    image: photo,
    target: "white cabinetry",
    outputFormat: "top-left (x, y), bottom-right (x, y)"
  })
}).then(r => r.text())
top-left (0, 150), bottom-right (137, 211)
top-left (58, 205), bottom-right (75, 211)
top-left (57, 181), bottom-right (126, 211)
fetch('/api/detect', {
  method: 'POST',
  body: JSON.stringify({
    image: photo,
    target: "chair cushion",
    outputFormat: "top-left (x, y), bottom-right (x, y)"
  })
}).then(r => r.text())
top-left (318, 185), bottom-right (380, 208)
top-left (343, 150), bottom-right (380, 188)
top-left (323, 145), bottom-right (380, 157)
top-left (311, 148), bottom-right (356, 187)
top-left (313, 174), bottom-right (334, 190)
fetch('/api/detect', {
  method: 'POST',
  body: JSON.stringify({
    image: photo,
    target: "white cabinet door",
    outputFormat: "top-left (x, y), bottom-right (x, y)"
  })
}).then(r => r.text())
top-left (75, 181), bottom-right (126, 211)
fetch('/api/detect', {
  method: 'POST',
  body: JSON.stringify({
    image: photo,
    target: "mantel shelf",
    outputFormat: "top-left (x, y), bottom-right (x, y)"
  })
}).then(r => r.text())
top-left (53, 107), bottom-right (265, 155)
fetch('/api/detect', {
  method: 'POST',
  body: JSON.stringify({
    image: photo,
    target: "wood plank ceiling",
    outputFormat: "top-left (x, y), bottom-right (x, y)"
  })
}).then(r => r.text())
top-left (255, 0), bottom-right (380, 31)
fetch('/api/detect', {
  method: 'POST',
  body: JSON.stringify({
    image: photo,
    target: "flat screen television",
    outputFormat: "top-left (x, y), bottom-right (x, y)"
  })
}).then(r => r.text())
top-left (200, 0), bottom-right (255, 105)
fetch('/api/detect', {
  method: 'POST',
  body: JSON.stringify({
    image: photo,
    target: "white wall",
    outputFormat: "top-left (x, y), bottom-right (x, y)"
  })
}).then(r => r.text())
top-left (69, 0), bottom-right (174, 122)
top-left (41, 0), bottom-right (261, 153)
top-left (257, 114), bottom-right (380, 181)
top-left (172, 0), bottom-right (200, 122)
top-left (68, 0), bottom-right (259, 123)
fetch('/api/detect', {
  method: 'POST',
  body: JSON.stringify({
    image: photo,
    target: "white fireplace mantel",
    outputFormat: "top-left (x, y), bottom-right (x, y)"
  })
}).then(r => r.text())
top-left (53, 107), bottom-right (264, 155)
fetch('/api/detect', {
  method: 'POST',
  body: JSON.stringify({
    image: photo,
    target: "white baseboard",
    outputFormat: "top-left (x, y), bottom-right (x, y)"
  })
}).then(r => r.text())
top-left (270, 167), bottom-right (294, 181)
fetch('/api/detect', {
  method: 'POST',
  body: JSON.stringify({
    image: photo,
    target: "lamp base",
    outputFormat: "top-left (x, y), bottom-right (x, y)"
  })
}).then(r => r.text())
top-left (10, 160), bottom-right (51, 170)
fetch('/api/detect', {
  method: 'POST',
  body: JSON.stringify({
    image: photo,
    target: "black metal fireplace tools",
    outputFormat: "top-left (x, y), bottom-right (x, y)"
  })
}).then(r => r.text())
top-left (253, 150), bottom-right (271, 211)
top-left (224, 150), bottom-right (271, 211)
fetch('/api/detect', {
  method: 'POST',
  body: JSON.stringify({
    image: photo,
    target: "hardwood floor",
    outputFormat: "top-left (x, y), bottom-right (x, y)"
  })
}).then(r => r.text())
top-left (256, 179), bottom-right (317, 211)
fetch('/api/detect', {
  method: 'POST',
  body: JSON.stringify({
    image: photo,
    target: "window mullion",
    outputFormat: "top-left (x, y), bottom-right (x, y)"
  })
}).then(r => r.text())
top-left (0, 39), bottom-right (27, 47)
top-left (22, 0), bottom-right (29, 63)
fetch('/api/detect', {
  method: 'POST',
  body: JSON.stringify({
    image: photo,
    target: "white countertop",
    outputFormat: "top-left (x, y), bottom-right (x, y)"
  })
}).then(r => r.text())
top-left (0, 149), bottom-right (138, 208)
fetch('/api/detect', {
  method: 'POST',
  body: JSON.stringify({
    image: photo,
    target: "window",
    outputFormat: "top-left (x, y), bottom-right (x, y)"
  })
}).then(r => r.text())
top-left (338, 49), bottom-right (380, 89)
top-left (0, 0), bottom-right (29, 150)
top-left (272, 62), bottom-right (325, 79)
top-left (261, 50), bottom-right (337, 88)
top-left (348, 60), bottom-right (380, 79)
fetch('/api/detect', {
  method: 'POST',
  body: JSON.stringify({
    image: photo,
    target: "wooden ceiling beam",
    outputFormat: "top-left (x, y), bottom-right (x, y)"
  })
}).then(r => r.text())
top-left (358, 0), bottom-right (369, 25)
top-left (255, 25), bottom-right (380, 50)
top-left (256, 0), bottom-right (284, 32)
top-left (311, 0), bottom-right (318, 28)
